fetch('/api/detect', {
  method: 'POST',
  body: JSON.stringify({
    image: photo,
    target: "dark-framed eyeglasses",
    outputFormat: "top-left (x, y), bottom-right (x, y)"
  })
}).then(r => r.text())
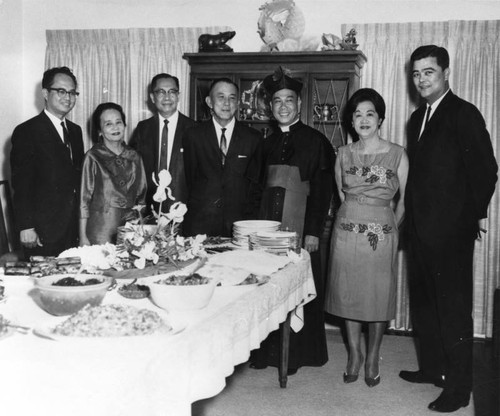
top-left (47, 87), bottom-right (80, 98)
top-left (153, 88), bottom-right (179, 98)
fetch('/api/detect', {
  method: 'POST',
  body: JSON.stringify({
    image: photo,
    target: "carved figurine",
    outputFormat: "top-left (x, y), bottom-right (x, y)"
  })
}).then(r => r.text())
top-left (321, 33), bottom-right (342, 51)
top-left (340, 28), bottom-right (359, 50)
top-left (198, 31), bottom-right (236, 52)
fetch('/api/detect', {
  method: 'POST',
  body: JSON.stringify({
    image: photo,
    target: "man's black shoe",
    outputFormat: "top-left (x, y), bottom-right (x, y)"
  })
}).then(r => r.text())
top-left (428, 390), bottom-right (470, 413)
top-left (399, 370), bottom-right (445, 387)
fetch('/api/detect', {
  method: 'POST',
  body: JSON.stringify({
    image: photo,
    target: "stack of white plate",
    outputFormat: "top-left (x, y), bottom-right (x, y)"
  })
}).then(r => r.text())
top-left (232, 220), bottom-right (281, 248)
top-left (249, 230), bottom-right (298, 256)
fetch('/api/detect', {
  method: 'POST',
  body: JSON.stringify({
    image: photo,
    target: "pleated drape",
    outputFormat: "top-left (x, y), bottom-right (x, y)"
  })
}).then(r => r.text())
top-left (45, 26), bottom-right (231, 150)
top-left (342, 20), bottom-right (500, 337)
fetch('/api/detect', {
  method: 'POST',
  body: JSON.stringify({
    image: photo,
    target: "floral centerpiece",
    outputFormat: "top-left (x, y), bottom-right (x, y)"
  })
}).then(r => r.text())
top-left (112, 170), bottom-right (206, 270)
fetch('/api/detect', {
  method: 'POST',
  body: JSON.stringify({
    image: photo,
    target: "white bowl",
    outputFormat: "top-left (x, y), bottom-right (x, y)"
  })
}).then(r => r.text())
top-left (148, 278), bottom-right (216, 312)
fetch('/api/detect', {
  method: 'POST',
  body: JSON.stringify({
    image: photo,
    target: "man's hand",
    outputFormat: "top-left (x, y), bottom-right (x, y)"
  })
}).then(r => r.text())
top-left (477, 219), bottom-right (487, 240)
top-left (20, 228), bottom-right (43, 248)
top-left (304, 235), bottom-right (319, 253)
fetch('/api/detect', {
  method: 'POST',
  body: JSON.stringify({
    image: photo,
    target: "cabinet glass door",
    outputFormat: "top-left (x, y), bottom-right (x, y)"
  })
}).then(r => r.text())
top-left (310, 76), bottom-right (350, 149)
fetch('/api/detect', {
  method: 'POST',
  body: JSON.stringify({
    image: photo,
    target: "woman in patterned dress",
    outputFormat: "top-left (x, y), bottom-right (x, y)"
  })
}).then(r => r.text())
top-left (79, 103), bottom-right (147, 245)
top-left (325, 89), bottom-right (409, 387)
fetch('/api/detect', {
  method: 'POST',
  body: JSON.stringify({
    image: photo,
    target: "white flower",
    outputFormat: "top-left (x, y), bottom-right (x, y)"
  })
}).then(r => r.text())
top-left (373, 224), bottom-right (382, 234)
top-left (167, 202), bottom-right (188, 223)
top-left (130, 234), bottom-right (145, 247)
top-left (134, 257), bottom-right (146, 269)
top-left (132, 241), bottom-right (159, 266)
top-left (190, 234), bottom-right (207, 256)
top-left (152, 170), bottom-right (175, 203)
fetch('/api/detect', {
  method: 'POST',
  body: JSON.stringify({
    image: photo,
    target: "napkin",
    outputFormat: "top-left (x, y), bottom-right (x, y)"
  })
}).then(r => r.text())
top-left (206, 250), bottom-right (291, 276)
top-left (196, 264), bottom-right (251, 286)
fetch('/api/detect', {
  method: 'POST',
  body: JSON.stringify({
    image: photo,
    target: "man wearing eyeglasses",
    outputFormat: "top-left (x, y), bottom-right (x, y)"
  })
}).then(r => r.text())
top-left (130, 73), bottom-right (195, 216)
top-left (10, 66), bottom-right (84, 258)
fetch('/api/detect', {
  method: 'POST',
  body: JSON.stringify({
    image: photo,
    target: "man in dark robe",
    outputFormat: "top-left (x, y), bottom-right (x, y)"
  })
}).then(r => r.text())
top-left (251, 67), bottom-right (335, 374)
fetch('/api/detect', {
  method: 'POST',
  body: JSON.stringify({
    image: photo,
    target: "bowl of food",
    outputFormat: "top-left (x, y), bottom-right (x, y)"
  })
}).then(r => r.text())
top-left (148, 273), bottom-right (216, 312)
top-left (33, 274), bottom-right (114, 316)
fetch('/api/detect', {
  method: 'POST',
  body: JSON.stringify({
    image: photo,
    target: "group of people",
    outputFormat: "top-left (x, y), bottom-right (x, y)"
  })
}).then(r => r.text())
top-left (10, 44), bottom-right (497, 413)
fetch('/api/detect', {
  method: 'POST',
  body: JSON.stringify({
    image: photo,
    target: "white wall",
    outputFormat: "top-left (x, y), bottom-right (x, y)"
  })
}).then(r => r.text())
top-left (0, 0), bottom-right (22, 180)
top-left (1, 0), bottom-right (500, 180)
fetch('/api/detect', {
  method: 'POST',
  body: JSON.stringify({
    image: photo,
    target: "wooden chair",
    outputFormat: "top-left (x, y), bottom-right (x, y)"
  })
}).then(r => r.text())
top-left (0, 180), bottom-right (20, 260)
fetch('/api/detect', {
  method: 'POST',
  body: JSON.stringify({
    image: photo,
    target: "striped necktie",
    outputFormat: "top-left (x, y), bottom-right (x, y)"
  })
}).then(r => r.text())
top-left (220, 128), bottom-right (228, 165)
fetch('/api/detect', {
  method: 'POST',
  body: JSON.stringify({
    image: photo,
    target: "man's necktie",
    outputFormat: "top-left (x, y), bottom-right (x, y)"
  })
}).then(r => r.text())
top-left (220, 128), bottom-right (228, 165)
top-left (418, 106), bottom-right (432, 140)
top-left (61, 121), bottom-right (73, 162)
top-left (159, 119), bottom-right (169, 171)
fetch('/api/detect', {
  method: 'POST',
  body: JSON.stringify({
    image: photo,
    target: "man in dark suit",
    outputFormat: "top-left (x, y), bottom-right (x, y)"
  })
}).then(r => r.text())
top-left (401, 45), bottom-right (497, 413)
top-left (130, 73), bottom-right (195, 214)
top-left (183, 78), bottom-right (262, 237)
top-left (11, 66), bottom-right (84, 257)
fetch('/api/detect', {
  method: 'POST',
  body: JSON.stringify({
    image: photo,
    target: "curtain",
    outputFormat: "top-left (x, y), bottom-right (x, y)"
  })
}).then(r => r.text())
top-left (342, 21), bottom-right (500, 337)
top-left (45, 26), bottom-right (231, 150)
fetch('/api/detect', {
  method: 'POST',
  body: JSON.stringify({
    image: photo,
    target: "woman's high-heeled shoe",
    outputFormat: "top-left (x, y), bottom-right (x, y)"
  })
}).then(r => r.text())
top-left (365, 374), bottom-right (381, 387)
top-left (343, 354), bottom-right (363, 384)
top-left (364, 356), bottom-right (381, 387)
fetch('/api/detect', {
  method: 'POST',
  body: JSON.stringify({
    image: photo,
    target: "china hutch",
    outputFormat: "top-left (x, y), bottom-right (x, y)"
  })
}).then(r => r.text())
top-left (182, 51), bottom-right (367, 150)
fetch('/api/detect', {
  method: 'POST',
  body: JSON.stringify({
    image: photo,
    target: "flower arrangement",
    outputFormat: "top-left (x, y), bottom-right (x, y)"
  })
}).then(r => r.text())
top-left (113, 170), bottom-right (206, 270)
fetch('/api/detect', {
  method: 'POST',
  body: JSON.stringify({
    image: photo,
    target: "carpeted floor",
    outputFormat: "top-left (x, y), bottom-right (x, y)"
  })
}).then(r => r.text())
top-left (192, 330), bottom-right (476, 416)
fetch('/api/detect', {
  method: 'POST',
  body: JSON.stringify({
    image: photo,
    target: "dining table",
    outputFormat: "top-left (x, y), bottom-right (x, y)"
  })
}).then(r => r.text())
top-left (0, 249), bottom-right (316, 416)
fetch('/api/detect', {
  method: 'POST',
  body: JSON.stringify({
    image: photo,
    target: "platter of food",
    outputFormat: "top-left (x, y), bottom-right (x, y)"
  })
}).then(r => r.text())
top-left (4, 256), bottom-right (82, 277)
top-left (195, 263), bottom-right (270, 286)
top-left (102, 257), bottom-right (201, 279)
top-left (32, 304), bottom-right (184, 341)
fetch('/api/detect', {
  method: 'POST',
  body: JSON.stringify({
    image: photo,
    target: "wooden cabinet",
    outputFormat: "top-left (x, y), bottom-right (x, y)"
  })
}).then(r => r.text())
top-left (183, 51), bottom-right (366, 149)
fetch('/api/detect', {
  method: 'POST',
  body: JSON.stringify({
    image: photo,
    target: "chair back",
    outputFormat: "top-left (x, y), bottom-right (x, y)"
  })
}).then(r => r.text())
top-left (0, 180), bottom-right (19, 255)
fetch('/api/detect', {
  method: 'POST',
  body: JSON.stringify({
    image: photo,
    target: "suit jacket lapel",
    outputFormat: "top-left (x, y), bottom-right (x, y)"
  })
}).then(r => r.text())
top-left (419, 91), bottom-right (454, 140)
top-left (170, 115), bottom-right (184, 170)
top-left (149, 114), bottom-right (160, 173)
top-left (40, 112), bottom-right (73, 164)
top-left (225, 121), bottom-right (241, 159)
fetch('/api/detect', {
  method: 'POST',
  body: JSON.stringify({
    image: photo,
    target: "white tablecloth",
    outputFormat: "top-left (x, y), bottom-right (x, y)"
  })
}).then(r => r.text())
top-left (0, 252), bottom-right (315, 416)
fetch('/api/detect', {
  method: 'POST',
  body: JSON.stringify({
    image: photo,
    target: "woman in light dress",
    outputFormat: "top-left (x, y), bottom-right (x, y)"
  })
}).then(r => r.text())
top-left (325, 89), bottom-right (409, 387)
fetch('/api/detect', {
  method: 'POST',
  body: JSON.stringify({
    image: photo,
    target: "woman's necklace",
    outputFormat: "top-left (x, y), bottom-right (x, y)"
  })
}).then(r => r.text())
top-left (353, 138), bottom-right (383, 167)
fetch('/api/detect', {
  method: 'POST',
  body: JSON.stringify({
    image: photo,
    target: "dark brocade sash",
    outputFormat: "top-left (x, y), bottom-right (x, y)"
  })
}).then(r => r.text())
top-left (266, 165), bottom-right (310, 237)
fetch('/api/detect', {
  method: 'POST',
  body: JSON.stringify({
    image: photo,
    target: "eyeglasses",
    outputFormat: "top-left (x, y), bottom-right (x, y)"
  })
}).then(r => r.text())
top-left (47, 88), bottom-right (80, 98)
top-left (153, 89), bottom-right (179, 98)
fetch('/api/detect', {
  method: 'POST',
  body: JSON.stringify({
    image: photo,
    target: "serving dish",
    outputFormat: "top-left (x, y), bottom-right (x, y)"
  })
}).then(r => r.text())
top-left (148, 274), bottom-right (217, 312)
top-left (33, 274), bottom-right (114, 316)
